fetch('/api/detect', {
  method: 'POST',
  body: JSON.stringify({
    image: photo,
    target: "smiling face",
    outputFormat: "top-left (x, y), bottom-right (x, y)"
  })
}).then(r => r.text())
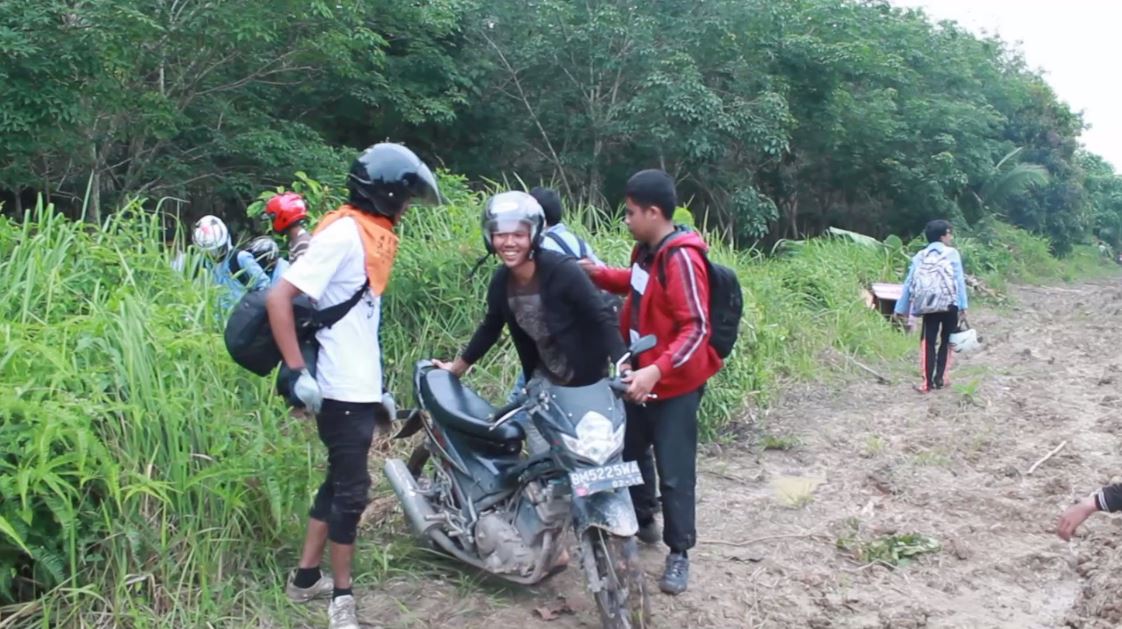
top-left (491, 224), bottom-right (533, 268)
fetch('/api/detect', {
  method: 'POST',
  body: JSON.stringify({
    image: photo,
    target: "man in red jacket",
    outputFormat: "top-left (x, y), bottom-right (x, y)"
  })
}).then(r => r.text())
top-left (581, 169), bottom-right (722, 595)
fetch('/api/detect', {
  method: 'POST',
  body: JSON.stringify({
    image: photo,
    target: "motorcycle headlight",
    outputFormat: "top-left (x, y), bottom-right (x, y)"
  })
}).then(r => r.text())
top-left (560, 411), bottom-right (625, 465)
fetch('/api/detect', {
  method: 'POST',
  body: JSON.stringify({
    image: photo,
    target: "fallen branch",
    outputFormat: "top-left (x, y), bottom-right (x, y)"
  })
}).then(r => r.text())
top-left (700, 533), bottom-right (829, 548)
top-left (1026, 440), bottom-right (1068, 475)
top-left (840, 560), bottom-right (896, 573)
top-left (844, 354), bottom-right (891, 385)
top-left (700, 468), bottom-right (761, 484)
top-left (965, 274), bottom-right (1000, 300)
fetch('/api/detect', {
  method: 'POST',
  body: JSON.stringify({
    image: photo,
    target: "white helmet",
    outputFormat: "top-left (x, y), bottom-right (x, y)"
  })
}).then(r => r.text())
top-left (246, 235), bottom-right (280, 272)
top-left (192, 215), bottom-right (231, 253)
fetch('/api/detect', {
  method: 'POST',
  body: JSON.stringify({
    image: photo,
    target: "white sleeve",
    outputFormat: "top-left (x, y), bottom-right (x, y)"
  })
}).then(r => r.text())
top-left (282, 221), bottom-right (350, 300)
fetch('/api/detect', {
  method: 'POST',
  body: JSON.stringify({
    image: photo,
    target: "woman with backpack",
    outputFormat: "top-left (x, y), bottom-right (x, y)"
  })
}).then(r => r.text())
top-left (893, 219), bottom-right (968, 393)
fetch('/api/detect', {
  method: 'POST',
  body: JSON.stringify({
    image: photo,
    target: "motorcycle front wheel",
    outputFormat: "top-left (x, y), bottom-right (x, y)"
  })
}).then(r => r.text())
top-left (582, 529), bottom-right (650, 629)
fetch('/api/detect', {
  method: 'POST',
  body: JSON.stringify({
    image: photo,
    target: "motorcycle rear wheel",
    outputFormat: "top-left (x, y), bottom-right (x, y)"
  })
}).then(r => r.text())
top-left (584, 529), bottom-right (650, 629)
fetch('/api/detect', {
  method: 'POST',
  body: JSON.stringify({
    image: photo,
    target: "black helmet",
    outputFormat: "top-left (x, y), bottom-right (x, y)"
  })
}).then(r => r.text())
top-left (246, 235), bottom-right (280, 273)
top-left (347, 143), bottom-right (441, 219)
top-left (481, 191), bottom-right (545, 254)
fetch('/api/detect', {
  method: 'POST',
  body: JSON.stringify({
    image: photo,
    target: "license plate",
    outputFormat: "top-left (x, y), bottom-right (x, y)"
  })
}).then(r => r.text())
top-left (570, 461), bottom-right (643, 497)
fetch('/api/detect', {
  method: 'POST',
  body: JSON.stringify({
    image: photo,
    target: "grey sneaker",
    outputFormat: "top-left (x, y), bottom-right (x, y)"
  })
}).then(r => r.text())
top-left (328, 594), bottom-right (360, 629)
top-left (637, 520), bottom-right (661, 545)
top-left (659, 552), bottom-right (689, 595)
top-left (285, 570), bottom-right (333, 604)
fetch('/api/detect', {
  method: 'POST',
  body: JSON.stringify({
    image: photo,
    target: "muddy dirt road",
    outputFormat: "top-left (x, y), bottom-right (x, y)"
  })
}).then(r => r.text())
top-left (356, 278), bottom-right (1122, 628)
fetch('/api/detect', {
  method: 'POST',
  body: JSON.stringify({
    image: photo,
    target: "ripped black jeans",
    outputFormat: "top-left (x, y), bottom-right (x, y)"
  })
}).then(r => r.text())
top-left (309, 399), bottom-right (377, 545)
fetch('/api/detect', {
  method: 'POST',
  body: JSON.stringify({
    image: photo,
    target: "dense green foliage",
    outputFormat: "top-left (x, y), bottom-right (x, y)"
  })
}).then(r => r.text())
top-left (3, 0), bottom-right (1122, 252)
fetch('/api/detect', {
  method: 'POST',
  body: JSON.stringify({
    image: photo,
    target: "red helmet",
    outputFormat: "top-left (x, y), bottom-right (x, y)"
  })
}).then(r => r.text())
top-left (264, 192), bottom-right (308, 232)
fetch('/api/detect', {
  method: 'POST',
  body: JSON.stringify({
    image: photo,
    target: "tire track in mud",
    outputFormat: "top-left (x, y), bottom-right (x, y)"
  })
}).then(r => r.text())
top-left (349, 278), bottom-right (1122, 629)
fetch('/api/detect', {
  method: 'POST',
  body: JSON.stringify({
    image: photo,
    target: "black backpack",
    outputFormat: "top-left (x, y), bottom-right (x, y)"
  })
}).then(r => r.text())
top-left (223, 281), bottom-right (368, 377)
top-left (658, 247), bottom-right (742, 359)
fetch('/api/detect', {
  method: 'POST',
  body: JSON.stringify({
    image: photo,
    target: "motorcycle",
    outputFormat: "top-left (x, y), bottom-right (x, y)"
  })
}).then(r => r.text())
top-left (383, 336), bottom-right (657, 629)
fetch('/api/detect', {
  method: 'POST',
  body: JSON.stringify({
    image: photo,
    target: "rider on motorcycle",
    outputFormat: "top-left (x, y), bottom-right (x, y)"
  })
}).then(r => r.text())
top-left (433, 191), bottom-right (629, 571)
top-left (435, 190), bottom-right (627, 393)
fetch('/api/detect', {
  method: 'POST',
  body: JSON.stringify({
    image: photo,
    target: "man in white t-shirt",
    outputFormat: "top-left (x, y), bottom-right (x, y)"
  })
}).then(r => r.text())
top-left (266, 143), bottom-right (439, 629)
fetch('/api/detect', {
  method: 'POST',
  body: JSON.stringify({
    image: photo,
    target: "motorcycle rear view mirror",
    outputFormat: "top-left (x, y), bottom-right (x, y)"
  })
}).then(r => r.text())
top-left (615, 334), bottom-right (657, 376)
top-left (629, 335), bottom-right (657, 356)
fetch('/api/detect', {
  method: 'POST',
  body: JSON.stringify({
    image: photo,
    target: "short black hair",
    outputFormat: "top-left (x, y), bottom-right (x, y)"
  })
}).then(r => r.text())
top-left (625, 169), bottom-right (677, 220)
top-left (924, 219), bottom-right (953, 243)
top-left (530, 186), bottom-right (563, 226)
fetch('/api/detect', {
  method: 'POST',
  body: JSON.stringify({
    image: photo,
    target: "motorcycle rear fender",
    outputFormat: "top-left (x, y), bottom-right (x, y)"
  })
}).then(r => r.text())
top-left (392, 408), bottom-right (424, 440)
top-left (570, 487), bottom-right (638, 538)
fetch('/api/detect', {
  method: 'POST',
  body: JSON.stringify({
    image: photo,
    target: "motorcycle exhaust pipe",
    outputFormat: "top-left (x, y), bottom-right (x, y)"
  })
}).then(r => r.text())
top-left (384, 458), bottom-right (438, 536)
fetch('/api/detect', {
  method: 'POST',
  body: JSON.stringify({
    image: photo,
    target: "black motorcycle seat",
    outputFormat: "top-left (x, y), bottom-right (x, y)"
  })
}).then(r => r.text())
top-left (419, 367), bottom-right (524, 442)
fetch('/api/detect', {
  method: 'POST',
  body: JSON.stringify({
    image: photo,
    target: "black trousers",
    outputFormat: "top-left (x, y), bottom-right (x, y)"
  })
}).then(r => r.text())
top-left (921, 308), bottom-right (958, 389)
top-left (623, 388), bottom-right (703, 553)
top-left (309, 399), bottom-right (377, 545)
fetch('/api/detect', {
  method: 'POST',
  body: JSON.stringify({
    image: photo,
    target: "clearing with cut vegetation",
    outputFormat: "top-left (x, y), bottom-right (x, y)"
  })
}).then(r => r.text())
top-left (339, 277), bottom-right (1122, 629)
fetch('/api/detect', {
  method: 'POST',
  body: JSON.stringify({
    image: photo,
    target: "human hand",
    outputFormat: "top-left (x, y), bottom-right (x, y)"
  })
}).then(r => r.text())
top-left (577, 258), bottom-right (598, 276)
top-left (622, 365), bottom-right (661, 404)
top-left (288, 368), bottom-right (323, 414)
top-left (1058, 496), bottom-right (1098, 541)
top-left (433, 357), bottom-right (469, 377)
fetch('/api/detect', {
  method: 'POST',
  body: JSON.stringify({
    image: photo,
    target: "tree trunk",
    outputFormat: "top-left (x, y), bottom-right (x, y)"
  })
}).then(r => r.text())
top-left (784, 193), bottom-right (800, 239)
top-left (85, 144), bottom-right (101, 224)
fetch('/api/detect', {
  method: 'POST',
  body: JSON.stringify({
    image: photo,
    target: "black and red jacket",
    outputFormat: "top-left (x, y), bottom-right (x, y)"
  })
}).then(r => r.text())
top-left (589, 229), bottom-right (722, 399)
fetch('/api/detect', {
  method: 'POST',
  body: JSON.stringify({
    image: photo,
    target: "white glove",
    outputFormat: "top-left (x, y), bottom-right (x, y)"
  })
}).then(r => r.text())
top-left (292, 368), bottom-right (323, 414)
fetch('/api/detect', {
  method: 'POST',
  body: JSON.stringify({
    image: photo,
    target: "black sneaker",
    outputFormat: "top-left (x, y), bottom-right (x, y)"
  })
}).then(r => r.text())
top-left (934, 376), bottom-right (945, 389)
top-left (659, 552), bottom-right (689, 595)
top-left (637, 520), bottom-right (661, 545)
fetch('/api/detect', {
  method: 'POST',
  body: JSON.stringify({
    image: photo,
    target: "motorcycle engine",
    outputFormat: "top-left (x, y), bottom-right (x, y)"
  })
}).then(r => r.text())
top-left (475, 513), bottom-right (536, 576)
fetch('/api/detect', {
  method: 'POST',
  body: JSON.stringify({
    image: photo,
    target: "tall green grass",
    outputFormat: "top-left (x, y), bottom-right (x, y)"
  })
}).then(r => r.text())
top-left (0, 182), bottom-right (1111, 626)
top-left (956, 216), bottom-right (1115, 289)
top-left (0, 204), bottom-right (316, 626)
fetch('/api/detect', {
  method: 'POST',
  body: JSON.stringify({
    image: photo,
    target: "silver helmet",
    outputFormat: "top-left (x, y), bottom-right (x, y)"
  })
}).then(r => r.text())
top-left (481, 191), bottom-right (545, 254)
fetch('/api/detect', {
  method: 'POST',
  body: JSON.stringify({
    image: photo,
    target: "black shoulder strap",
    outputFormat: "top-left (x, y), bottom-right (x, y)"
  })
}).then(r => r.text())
top-left (311, 280), bottom-right (370, 329)
top-left (228, 251), bottom-right (250, 286)
top-left (544, 231), bottom-right (578, 257)
top-left (578, 236), bottom-right (588, 259)
top-left (658, 245), bottom-right (710, 286)
top-left (657, 246), bottom-right (679, 286)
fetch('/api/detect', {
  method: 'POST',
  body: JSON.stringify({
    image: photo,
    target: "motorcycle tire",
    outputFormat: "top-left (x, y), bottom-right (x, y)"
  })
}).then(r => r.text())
top-left (584, 530), bottom-right (650, 629)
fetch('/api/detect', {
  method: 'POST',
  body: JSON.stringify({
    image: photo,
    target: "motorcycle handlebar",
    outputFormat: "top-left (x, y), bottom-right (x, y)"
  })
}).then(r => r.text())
top-left (608, 375), bottom-right (658, 402)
